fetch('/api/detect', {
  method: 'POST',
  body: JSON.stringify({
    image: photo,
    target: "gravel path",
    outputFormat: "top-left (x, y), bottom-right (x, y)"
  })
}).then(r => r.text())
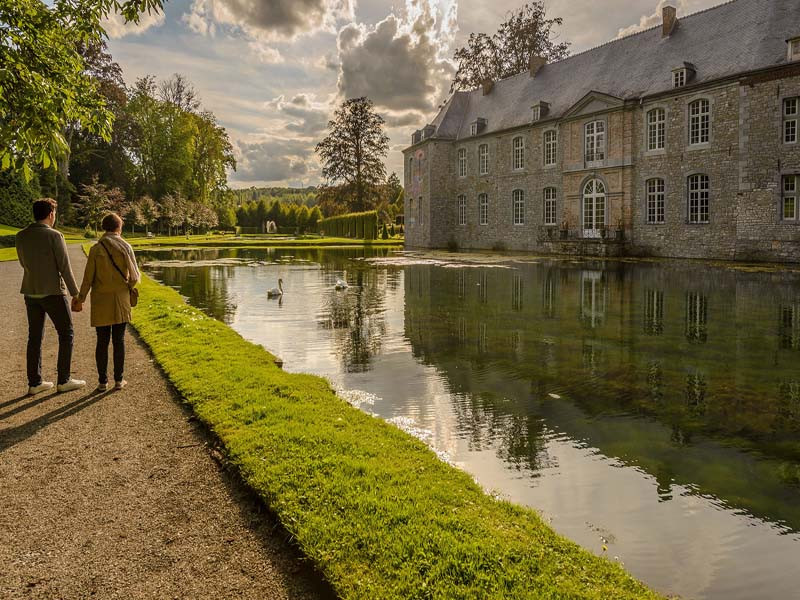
top-left (0, 245), bottom-right (334, 600)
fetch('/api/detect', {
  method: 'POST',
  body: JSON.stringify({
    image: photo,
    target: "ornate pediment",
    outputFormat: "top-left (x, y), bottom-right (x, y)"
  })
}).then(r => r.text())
top-left (562, 91), bottom-right (624, 119)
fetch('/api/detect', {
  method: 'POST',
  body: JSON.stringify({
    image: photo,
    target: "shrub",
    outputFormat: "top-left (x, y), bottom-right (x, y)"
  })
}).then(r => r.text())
top-left (447, 238), bottom-right (459, 252)
top-left (381, 224), bottom-right (389, 240)
top-left (318, 211), bottom-right (379, 240)
top-left (0, 170), bottom-right (39, 228)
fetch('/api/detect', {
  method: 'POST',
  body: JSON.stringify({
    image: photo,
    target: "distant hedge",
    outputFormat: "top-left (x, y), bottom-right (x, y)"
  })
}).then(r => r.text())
top-left (319, 211), bottom-right (378, 240)
top-left (0, 170), bottom-right (39, 228)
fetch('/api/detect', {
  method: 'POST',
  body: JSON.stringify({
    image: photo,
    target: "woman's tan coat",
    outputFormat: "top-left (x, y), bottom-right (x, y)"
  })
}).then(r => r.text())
top-left (78, 234), bottom-right (140, 328)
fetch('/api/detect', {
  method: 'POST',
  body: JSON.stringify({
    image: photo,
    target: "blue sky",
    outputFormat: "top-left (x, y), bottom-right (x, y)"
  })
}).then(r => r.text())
top-left (105, 0), bottom-right (719, 188)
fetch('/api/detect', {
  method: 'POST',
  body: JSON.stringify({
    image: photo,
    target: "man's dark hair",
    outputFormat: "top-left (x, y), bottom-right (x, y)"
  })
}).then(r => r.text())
top-left (32, 198), bottom-right (57, 221)
top-left (101, 212), bottom-right (123, 232)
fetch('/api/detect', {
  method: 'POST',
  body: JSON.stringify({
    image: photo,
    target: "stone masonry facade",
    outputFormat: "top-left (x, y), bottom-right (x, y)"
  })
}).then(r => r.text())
top-left (403, 0), bottom-right (800, 262)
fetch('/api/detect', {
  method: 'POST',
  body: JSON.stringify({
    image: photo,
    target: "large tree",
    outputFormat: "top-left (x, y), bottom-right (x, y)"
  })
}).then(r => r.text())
top-left (450, 2), bottom-right (570, 93)
top-left (315, 97), bottom-right (389, 213)
top-left (0, 0), bottom-right (163, 179)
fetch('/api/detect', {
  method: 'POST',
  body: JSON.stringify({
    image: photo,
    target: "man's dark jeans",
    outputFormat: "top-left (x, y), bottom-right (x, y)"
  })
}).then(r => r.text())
top-left (96, 323), bottom-right (126, 384)
top-left (25, 295), bottom-right (73, 386)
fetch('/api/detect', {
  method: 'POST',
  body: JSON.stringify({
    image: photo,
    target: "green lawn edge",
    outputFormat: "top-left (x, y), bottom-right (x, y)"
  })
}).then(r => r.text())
top-left (123, 263), bottom-right (663, 599)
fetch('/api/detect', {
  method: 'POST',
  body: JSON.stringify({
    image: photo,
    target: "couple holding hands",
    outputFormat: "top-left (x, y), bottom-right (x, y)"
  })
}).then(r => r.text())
top-left (16, 199), bottom-right (140, 396)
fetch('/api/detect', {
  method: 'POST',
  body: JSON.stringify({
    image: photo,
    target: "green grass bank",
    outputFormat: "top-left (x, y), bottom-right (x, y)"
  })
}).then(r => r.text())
top-left (127, 269), bottom-right (663, 599)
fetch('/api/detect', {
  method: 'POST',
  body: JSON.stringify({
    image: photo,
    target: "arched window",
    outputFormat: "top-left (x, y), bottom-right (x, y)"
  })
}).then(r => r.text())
top-left (478, 144), bottom-right (489, 175)
top-left (457, 148), bottom-right (467, 177)
top-left (479, 193), bottom-right (489, 225)
top-left (513, 189), bottom-right (525, 225)
top-left (457, 194), bottom-right (467, 225)
top-left (543, 188), bottom-right (557, 226)
top-left (585, 120), bottom-right (605, 163)
top-left (687, 174), bottom-right (710, 223)
top-left (689, 99), bottom-right (710, 145)
top-left (582, 179), bottom-right (606, 237)
top-left (512, 137), bottom-right (525, 170)
top-left (646, 178), bottom-right (665, 223)
top-left (543, 130), bottom-right (557, 166)
top-left (647, 108), bottom-right (665, 151)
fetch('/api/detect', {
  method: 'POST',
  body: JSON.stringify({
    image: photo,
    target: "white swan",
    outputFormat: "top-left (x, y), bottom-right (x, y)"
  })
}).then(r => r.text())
top-left (267, 278), bottom-right (283, 298)
top-left (334, 279), bottom-right (348, 290)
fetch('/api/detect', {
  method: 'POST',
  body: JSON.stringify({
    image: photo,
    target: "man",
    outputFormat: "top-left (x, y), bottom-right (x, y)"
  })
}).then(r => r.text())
top-left (16, 198), bottom-right (86, 395)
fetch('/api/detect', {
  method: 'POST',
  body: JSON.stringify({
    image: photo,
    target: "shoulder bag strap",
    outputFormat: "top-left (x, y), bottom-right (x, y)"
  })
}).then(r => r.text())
top-left (100, 241), bottom-right (130, 285)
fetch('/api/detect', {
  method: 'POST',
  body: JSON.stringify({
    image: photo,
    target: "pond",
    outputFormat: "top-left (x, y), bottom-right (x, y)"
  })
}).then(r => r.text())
top-left (139, 246), bottom-right (800, 600)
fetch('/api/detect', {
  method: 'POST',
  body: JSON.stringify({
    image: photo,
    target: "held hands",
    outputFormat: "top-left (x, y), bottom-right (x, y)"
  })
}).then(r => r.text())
top-left (71, 297), bottom-right (83, 313)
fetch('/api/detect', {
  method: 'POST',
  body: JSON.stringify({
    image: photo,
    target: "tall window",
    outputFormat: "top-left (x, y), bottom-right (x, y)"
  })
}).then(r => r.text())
top-left (689, 99), bottom-right (710, 145)
top-left (418, 196), bottom-right (423, 226)
top-left (457, 148), bottom-right (467, 177)
top-left (543, 188), bottom-right (557, 226)
top-left (784, 175), bottom-right (798, 221)
top-left (513, 189), bottom-right (525, 225)
top-left (687, 174), bottom-right (709, 223)
top-left (646, 178), bottom-right (665, 224)
top-left (479, 193), bottom-right (488, 225)
top-left (478, 144), bottom-right (489, 175)
top-left (785, 98), bottom-right (798, 144)
top-left (512, 136), bottom-right (524, 170)
top-left (458, 195), bottom-right (467, 225)
top-left (647, 108), bottom-right (666, 151)
top-left (673, 69), bottom-right (686, 89)
top-left (585, 120), bottom-right (605, 163)
top-left (543, 130), bottom-right (557, 166)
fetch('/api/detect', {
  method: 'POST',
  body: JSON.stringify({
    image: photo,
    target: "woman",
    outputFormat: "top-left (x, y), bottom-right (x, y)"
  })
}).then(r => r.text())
top-left (76, 212), bottom-right (140, 391)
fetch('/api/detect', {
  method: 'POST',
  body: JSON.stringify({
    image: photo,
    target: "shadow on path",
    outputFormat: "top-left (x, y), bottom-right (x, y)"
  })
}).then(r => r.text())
top-left (0, 389), bottom-right (112, 453)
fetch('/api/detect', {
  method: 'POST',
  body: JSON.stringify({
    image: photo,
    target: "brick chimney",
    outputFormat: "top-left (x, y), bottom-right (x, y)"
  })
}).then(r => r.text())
top-left (481, 78), bottom-right (494, 95)
top-left (662, 4), bottom-right (677, 37)
top-left (529, 55), bottom-right (547, 77)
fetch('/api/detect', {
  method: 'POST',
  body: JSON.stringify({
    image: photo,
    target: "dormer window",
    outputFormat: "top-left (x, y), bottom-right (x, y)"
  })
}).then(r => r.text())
top-left (412, 130), bottom-right (422, 144)
top-left (422, 125), bottom-right (435, 139)
top-left (789, 37), bottom-right (800, 62)
top-left (470, 118), bottom-right (487, 136)
top-left (531, 101), bottom-right (550, 122)
top-left (672, 63), bottom-right (696, 89)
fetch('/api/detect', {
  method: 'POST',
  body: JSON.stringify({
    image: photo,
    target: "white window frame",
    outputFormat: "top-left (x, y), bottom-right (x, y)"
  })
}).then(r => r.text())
top-left (479, 193), bottom-right (488, 226)
top-left (457, 148), bottom-right (467, 177)
top-left (512, 189), bottom-right (525, 225)
top-left (673, 69), bottom-right (686, 89)
top-left (543, 188), bottom-right (557, 226)
top-left (512, 136), bottom-right (525, 171)
top-left (687, 174), bottom-right (710, 224)
top-left (458, 194), bottom-right (467, 225)
top-left (783, 175), bottom-right (798, 221)
top-left (478, 144), bottom-right (489, 175)
top-left (470, 122), bottom-right (478, 136)
top-left (689, 99), bottom-right (710, 146)
top-left (585, 120), bottom-right (605, 165)
top-left (543, 130), bottom-right (557, 166)
top-left (647, 108), bottom-right (666, 151)
top-left (646, 178), bottom-right (665, 224)
top-left (784, 97), bottom-right (798, 144)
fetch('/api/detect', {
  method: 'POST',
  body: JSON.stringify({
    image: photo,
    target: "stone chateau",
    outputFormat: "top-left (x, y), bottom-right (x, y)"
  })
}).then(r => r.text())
top-left (403, 0), bottom-right (800, 262)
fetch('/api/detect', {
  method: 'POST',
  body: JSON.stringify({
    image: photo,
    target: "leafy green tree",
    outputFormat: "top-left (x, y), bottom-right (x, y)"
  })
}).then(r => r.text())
top-left (308, 206), bottom-right (322, 232)
top-left (450, 2), bottom-right (570, 93)
top-left (0, 0), bottom-right (163, 179)
top-left (296, 204), bottom-right (310, 233)
top-left (133, 194), bottom-right (159, 234)
top-left (315, 97), bottom-right (389, 213)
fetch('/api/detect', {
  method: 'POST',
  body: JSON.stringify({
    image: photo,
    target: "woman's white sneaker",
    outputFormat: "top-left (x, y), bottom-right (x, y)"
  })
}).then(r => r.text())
top-left (114, 380), bottom-right (127, 391)
top-left (27, 381), bottom-right (54, 396)
top-left (57, 379), bottom-right (86, 393)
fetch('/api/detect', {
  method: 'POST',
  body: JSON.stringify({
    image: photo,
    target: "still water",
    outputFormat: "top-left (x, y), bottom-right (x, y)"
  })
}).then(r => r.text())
top-left (140, 246), bottom-right (800, 600)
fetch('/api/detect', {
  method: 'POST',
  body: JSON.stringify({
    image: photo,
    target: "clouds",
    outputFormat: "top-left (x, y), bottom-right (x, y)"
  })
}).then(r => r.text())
top-left (336, 0), bottom-right (456, 114)
top-left (104, 9), bottom-right (165, 38)
top-left (233, 137), bottom-right (314, 183)
top-left (266, 94), bottom-right (331, 136)
top-left (185, 0), bottom-right (355, 40)
top-left (616, 0), bottom-right (689, 38)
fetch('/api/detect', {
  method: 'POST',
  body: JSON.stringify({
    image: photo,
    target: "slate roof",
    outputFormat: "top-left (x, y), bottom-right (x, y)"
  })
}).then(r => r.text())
top-left (419, 0), bottom-right (800, 143)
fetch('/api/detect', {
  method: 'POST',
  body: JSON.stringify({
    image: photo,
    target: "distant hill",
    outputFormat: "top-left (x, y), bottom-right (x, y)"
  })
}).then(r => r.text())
top-left (230, 186), bottom-right (318, 207)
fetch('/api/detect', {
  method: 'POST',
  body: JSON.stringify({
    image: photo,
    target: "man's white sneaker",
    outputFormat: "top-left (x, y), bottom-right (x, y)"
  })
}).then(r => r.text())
top-left (114, 380), bottom-right (127, 391)
top-left (57, 379), bottom-right (86, 393)
top-left (97, 383), bottom-right (108, 392)
top-left (28, 381), bottom-right (54, 396)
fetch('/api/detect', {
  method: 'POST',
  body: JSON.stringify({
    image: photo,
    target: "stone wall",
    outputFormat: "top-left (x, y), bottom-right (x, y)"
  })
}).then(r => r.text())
top-left (404, 69), bottom-right (800, 263)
